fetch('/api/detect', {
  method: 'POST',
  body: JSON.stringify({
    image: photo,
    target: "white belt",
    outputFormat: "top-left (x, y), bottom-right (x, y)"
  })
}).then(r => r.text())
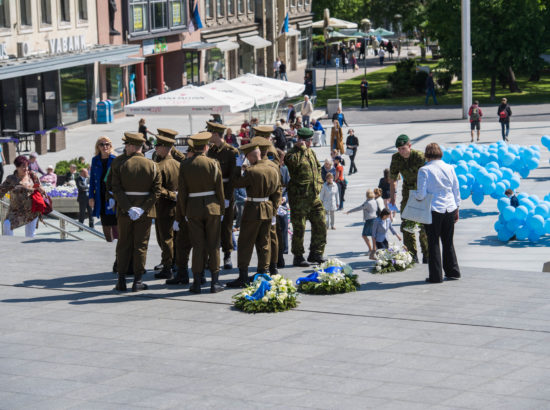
top-left (189, 191), bottom-right (215, 197)
top-left (125, 191), bottom-right (149, 195)
top-left (246, 197), bottom-right (269, 202)
top-left (223, 178), bottom-right (229, 183)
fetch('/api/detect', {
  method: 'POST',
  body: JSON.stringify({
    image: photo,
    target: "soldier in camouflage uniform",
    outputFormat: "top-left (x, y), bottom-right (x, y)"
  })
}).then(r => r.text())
top-left (284, 127), bottom-right (327, 267)
top-left (389, 134), bottom-right (429, 263)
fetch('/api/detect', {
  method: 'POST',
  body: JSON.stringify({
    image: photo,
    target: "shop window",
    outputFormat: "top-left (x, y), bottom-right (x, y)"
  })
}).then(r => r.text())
top-left (227, 0), bottom-right (234, 15)
top-left (130, 0), bottom-right (148, 33)
top-left (151, 0), bottom-right (167, 30)
top-left (246, 0), bottom-right (252, 12)
top-left (59, 0), bottom-right (70, 22)
top-left (237, 0), bottom-right (243, 14)
top-left (106, 67), bottom-right (123, 112)
top-left (184, 51), bottom-right (199, 85)
top-left (206, 48), bottom-right (226, 83)
top-left (170, 0), bottom-right (186, 27)
top-left (40, 0), bottom-right (51, 25)
top-left (298, 28), bottom-right (309, 60)
top-left (19, 0), bottom-right (32, 26)
top-left (205, 0), bottom-right (213, 18)
top-left (60, 65), bottom-right (93, 125)
top-left (216, 0), bottom-right (223, 17)
top-left (78, 0), bottom-right (87, 21)
top-left (0, 1), bottom-right (9, 28)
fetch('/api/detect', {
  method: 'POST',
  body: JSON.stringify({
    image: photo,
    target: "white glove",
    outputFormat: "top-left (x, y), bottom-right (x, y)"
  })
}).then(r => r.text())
top-left (173, 221), bottom-right (180, 231)
top-left (271, 216), bottom-right (276, 225)
top-left (224, 199), bottom-right (230, 208)
top-left (128, 207), bottom-right (144, 221)
top-left (221, 215), bottom-right (224, 221)
top-left (236, 155), bottom-right (244, 167)
top-left (107, 198), bottom-right (115, 210)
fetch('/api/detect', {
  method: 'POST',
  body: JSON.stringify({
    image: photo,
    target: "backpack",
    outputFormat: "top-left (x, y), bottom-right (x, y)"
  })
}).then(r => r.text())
top-left (470, 107), bottom-right (480, 121)
top-left (499, 109), bottom-right (508, 120)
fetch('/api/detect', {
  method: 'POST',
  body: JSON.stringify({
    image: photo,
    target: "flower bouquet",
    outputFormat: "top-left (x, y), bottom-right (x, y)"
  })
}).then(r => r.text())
top-left (401, 219), bottom-right (420, 234)
top-left (373, 243), bottom-right (415, 273)
top-left (233, 274), bottom-right (299, 313)
top-left (296, 258), bottom-right (359, 295)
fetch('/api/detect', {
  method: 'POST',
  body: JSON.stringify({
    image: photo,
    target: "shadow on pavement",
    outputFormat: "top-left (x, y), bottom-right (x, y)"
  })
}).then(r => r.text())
top-left (360, 280), bottom-right (426, 291)
top-left (471, 235), bottom-right (550, 248)
top-left (459, 209), bottom-right (499, 219)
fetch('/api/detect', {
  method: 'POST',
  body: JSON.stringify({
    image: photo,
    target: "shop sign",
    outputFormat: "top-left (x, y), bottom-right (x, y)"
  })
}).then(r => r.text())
top-left (26, 88), bottom-right (39, 111)
top-left (48, 35), bottom-right (87, 55)
top-left (0, 43), bottom-right (7, 59)
top-left (154, 38), bottom-right (168, 54)
top-left (143, 39), bottom-right (155, 55)
top-left (143, 38), bottom-right (168, 55)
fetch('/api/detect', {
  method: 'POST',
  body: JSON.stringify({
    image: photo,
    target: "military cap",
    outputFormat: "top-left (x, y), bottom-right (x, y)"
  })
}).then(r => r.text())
top-left (206, 121), bottom-right (227, 134)
top-left (188, 131), bottom-right (212, 149)
top-left (240, 141), bottom-right (260, 155)
top-left (297, 127), bottom-right (314, 139)
top-left (250, 136), bottom-right (272, 148)
top-left (156, 129), bottom-right (177, 147)
top-left (157, 128), bottom-right (178, 138)
top-left (122, 132), bottom-right (146, 146)
top-left (395, 134), bottom-right (410, 148)
top-left (253, 125), bottom-right (274, 138)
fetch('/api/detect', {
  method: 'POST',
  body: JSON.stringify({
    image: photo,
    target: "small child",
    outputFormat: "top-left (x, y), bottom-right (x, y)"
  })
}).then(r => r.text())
top-left (372, 208), bottom-right (402, 251)
top-left (347, 189), bottom-right (378, 258)
top-left (320, 173), bottom-right (340, 229)
top-left (505, 188), bottom-right (519, 208)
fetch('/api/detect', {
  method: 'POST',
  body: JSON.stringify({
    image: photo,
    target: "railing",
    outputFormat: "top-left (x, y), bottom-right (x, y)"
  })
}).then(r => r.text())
top-left (0, 198), bottom-right (105, 241)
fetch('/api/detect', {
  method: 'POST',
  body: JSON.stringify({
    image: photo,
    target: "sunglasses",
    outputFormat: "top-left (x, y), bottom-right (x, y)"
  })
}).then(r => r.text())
top-left (99, 143), bottom-right (111, 147)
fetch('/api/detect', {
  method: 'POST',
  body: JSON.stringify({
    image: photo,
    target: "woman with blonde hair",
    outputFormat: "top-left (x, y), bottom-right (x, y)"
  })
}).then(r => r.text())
top-left (330, 120), bottom-right (345, 154)
top-left (347, 189), bottom-right (378, 259)
top-left (89, 136), bottom-right (118, 242)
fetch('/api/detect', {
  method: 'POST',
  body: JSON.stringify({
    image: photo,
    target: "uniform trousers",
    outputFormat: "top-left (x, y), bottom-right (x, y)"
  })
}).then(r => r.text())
top-left (289, 198), bottom-right (326, 256)
top-left (221, 199), bottom-right (235, 253)
top-left (237, 218), bottom-right (271, 272)
top-left (187, 216), bottom-right (221, 275)
top-left (269, 222), bottom-right (278, 265)
top-left (174, 222), bottom-right (192, 271)
top-left (155, 216), bottom-right (175, 267)
top-left (116, 215), bottom-right (152, 276)
top-left (425, 210), bottom-right (460, 283)
top-left (400, 190), bottom-right (429, 258)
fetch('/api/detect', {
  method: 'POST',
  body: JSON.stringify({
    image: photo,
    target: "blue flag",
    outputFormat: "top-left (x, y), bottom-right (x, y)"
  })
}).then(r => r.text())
top-left (193, 1), bottom-right (203, 30)
top-left (280, 12), bottom-right (288, 35)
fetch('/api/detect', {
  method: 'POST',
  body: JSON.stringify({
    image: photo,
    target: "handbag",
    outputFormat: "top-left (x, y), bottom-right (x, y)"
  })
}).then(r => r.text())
top-left (401, 190), bottom-right (433, 224)
top-left (31, 190), bottom-right (53, 215)
top-left (345, 148), bottom-right (354, 156)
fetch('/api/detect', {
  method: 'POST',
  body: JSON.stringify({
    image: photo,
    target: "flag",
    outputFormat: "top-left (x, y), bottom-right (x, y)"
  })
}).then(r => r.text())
top-left (188, 0), bottom-right (203, 33)
top-left (280, 12), bottom-right (288, 35)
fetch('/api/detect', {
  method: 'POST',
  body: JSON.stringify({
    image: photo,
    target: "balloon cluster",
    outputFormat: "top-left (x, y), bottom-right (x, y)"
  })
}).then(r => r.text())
top-left (495, 193), bottom-right (550, 242)
top-left (541, 135), bottom-right (550, 153)
top-left (442, 142), bottom-right (540, 205)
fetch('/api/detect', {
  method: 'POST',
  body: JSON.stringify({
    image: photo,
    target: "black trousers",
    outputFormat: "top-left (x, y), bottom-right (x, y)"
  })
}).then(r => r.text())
top-left (78, 198), bottom-right (93, 226)
top-left (425, 210), bottom-right (460, 282)
top-left (349, 152), bottom-right (357, 174)
top-left (361, 95), bottom-right (368, 108)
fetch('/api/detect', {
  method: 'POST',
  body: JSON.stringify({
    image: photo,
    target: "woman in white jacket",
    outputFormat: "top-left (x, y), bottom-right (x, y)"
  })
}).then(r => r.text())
top-left (319, 173), bottom-right (340, 229)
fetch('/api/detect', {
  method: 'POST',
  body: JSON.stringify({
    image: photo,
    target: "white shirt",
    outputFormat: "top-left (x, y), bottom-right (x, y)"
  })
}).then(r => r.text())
top-left (416, 159), bottom-right (460, 213)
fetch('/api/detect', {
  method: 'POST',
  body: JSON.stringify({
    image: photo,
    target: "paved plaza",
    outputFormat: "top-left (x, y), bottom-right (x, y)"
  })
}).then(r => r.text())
top-left (2, 108), bottom-right (550, 408)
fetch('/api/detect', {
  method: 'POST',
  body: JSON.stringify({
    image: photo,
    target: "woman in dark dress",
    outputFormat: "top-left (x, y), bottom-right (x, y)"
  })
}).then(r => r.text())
top-left (138, 118), bottom-right (155, 151)
top-left (89, 136), bottom-right (118, 242)
top-left (345, 129), bottom-right (359, 175)
top-left (378, 168), bottom-right (392, 211)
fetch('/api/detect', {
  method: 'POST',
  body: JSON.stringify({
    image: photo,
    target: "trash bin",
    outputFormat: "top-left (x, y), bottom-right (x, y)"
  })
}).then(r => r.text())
top-left (105, 100), bottom-right (114, 123)
top-left (96, 101), bottom-right (109, 124)
top-left (327, 99), bottom-right (342, 119)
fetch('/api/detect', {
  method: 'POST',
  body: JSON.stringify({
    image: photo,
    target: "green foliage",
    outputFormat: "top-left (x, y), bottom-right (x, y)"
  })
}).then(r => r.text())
top-left (298, 274), bottom-right (359, 295)
top-left (232, 275), bottom-right (299, 313)
top-left (311, 0), bottom-right (368, 26)
top-left (386, 58), bottom-right (430, 94)
top-left (55, 158), bottom-right (89, 176)
top-left (233, 295), bottom-right (299, 313)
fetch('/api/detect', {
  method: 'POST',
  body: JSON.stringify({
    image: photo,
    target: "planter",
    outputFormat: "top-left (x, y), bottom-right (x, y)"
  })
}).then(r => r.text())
top-left (2, 142), bottom-right (16, 165)
top-left (51, 197), bottom-right (79, 214)
top-left (35, 133), bottom-right (48, 155)
top-left (49, 129), bottom-right (66, 152)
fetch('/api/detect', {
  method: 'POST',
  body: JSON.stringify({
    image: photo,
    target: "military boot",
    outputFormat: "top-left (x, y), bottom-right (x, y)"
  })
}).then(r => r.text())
top-left (223, 252), bottom-right (233, 270)
top-left (131, 272), bottom-right (148, 292)
top-left (277, 253), bottom-right (285, 268)
top-left (200, 271), bottom-right (207, 285)
top-left (307, 253), bottom-right (327, 264)
top-left (112, 259), bottom-right (118, 275)
top-left (226, 268), bottom-right (249, 288)
top-left (154, 263), bottom-right (164, 271)
top-left (293, 255), bottom-right (310, 267)
top-left (115, 274), bottom-right (127, 291)
top-left (210, 271), bottom-right (225, 293)
top-left (269, 263), bottom-right (279, 275)
top-left (189, 271), bottom-right (202, 294)
top-left (166, 267), bottom-right (190, 285)
top-left (154, 266), bottom-right (173, 280)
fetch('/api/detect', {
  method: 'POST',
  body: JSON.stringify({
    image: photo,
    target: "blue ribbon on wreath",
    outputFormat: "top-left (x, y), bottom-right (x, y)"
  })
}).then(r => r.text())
top-left (296, 266), bottom-right (343, 285)
top-left (244, 274), bottom-right (272, 301)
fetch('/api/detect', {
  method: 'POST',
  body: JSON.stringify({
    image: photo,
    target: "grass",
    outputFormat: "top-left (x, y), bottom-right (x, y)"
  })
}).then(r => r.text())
top-left (315, 60), bottom-right (550, 108)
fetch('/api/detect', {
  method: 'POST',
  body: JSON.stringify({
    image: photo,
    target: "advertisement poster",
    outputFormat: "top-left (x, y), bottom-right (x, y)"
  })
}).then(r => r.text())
top-left (26, 88), bottom-right (38, 111)
top-left (172, 3), bottom-right (181, 25)
top-left (133, 7), bottom-right (143, 31)
top-left (154, 38), bottom-right (167, 54)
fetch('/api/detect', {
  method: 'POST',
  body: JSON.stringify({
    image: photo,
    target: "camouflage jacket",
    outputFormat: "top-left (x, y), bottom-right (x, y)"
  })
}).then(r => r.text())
top-left (284, 144), bottom-right (322, 201)
top-left (389, 149), bottom-right (425, 191)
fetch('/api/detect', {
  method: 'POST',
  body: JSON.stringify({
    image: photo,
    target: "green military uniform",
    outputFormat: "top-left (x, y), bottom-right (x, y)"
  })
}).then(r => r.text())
top-left (177, 132), bottom-right (225, 293)
top-left (284, 128), bottom-right (327, 266)
top-left (152, 129), bottom-right (181, 279)
top-left (226, 142), bottom-right (281, 288)
top-left (389, 135), bottom-right (429, 261)
top-left (206, 121), bottom-right (238, 268)
top-left (111, 132), bottom-right (161, 292)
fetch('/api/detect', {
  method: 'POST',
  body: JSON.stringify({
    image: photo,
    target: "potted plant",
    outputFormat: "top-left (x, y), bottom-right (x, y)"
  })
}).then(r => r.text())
top-left (34, 130), bottom-right (48, 155)
top-left (49, 126), bottom-right (67, 152)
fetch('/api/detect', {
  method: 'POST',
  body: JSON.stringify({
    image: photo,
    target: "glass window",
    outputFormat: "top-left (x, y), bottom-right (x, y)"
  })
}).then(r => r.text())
top-left (20, 0), bottom-right (31, 26)
top-left (290, 0), bottom-right (295, 7)
top-left (106, 67), bottom-right (123, 111)
top-left (59, 0), bottom-right (70, 22)
top-left (130, 0), bottom-right (148, 32)
top-left (78, 0), bottom-right (87, 21)
top-left (205, 0), bottom-right (213, 18)
top-left (151, 0), bottom-right (167, 30)
top-left (41, 0), bottom-right (51, 24)
top-left (60, 65), bottom-right (93, 124)
top-left (169, 0), bottom-right (186, 26)
top-left (216, 0), bottom-right (223, 17)
top-left (246, 0), bottom-right (252, 12)
top-left (206, 48), bottom-right (225, 83)
top-left (298, 0), bottom-right (302, 6)
top-left (298, 28), bottom-right (309, 60)
top-left (184, 51), bottom-right (199, 84)
top-left (0, 0), bottom-right (9, 28)
top-left (237, 0), bottom-right (243, 14)
top-left (227, 0), bottom-right (234, 15)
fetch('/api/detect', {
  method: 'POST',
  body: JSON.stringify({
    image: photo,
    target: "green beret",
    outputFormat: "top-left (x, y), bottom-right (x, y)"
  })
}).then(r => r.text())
top-left (395, 134), bottom-right (410, 148)
top-left (297, 127), bottom-right (314, 139)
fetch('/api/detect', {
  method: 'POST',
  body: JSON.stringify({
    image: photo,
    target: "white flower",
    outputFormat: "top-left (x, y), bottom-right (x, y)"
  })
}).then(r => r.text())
top-left (262, 296), bottom-right (268, 302)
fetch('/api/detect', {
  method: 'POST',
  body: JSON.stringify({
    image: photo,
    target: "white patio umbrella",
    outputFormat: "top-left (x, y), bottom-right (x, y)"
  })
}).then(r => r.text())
top-left (202, 79), bottom-right (285, 106)
top-left (312, 17), bottom-right (358, 29)
top-left (231, 73), bottom-right (305, 98)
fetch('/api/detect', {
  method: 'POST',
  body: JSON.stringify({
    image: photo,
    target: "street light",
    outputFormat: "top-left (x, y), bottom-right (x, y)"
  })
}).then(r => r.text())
top-left (394, 14), bottom-right (402, 59)
top-left (323, 26), bottom-right (333, 90)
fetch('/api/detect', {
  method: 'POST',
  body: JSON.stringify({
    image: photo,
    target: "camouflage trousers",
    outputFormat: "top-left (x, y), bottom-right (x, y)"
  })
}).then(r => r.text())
top-left (401, 189), bottom-right (429, 259)
top-left (289, 197), bottom-right (327, 257)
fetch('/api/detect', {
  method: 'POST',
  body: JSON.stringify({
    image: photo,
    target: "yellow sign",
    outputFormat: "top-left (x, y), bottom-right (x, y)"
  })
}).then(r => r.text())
top-left (134, 7), bottom-right (143, 31)
top-left (172, 3), bottom-right (181, 25)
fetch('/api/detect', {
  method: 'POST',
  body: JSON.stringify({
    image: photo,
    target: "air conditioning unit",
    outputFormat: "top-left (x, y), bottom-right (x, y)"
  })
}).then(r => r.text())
top-left (17, 42), bottom-right (30, 58)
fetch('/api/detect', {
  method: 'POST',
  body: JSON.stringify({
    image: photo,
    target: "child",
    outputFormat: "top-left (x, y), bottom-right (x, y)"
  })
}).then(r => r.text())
top-left (505, 189), bottom-right (519, 208)
top-left (320, 173), bottom-right (340, 229)
top-left (372, 208), bottom-right (402, 252)
top-left (347, 189), bottom-right (378, 258)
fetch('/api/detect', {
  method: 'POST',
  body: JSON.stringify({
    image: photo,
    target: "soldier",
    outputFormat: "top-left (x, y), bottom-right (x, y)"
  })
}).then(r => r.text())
top-left (285, 127), bottom-right (327, 267)
top-left (389, 134), bottom-right (429, 263)
top-left (111, 132), bottom-right (161, 292)
top-left (226, 142), bottom-right (281, 288)
top-left (206, 121), bottom-right (238, 270)
top-left (177, 132), bottom-right (225, 293)
top-left (151, 128), bottom-right (180, 280)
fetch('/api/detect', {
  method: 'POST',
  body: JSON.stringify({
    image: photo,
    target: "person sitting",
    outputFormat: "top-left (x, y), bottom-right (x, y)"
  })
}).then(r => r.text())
top-left (65, 164), bottom-right (78, 185)
top-left (224, 128), bottom-right (238, 147)
top-left (238, 127), bottom-right (250, 145)
top-left (312, 119), bottom-right (326, 146)
top-left (40, 165), bottom-right (57, 187)
top-left (28, 152), bottom-right (45, 176)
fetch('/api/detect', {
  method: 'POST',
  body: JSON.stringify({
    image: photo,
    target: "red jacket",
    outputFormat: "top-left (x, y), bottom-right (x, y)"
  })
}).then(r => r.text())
top-left (468, 105), bottom-right (483, 122)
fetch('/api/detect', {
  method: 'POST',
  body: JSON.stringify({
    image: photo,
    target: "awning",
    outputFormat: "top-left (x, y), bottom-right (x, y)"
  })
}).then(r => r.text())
top-left (286, 28), bottom-right (300, 37)
top-left (298, 21), bottom-right (312, 29)
top-left (101, 57), bottom-right (145, 67)
top-left (181, 41), bottom-right (216, 50)
top-left (239, 35), bottom-right (271, 49)
top-left (0, 44), bottom-right (140, 80)
top-left (215, 40), bottom-right (240, 52)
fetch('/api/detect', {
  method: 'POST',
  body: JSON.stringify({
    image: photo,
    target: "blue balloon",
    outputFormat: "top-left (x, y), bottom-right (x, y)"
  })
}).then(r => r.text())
top-left (458, 174), bottom-right (468, 185)
top-left (544, 219), bottom-right (550, 234)
top-left (489, 153), bottom-right (499, 163)
top-left (497, 197), bottom-right (510, 212)
top-left (509, 175), bottom-right (520, 190)
top-left (460, 185), bottom-right (470, 200)
top-left (463, 151), bottom-right (474, 161)
top-left (500, 168), bottom-right (513, 180)
top-left (498, 228), bottom-right (514, 242)
top-left (501, 152), bottom-right (515, 166)
top-left (517, 192), bottom-right (529, 200)
top-left (472, 182), bottom-right (484, 194)
top-left (455, 163), bottom-right (469, 176)
top-left (527, 214), bottom-right (545, 232)
top-left (516, 225), bottom-right (530, 240)
top-left (526, 158), bottom-right (539, 171)
top-left (442, 150), bottom-right (453, 163)
top-left (518, 167), bottom-right (530, 179)
top-left (535, 204), bottom-right (548, 218)
top-left (506, 219), bottom-right (522, 232)
top-left (495, 182), bottom-right (507, 197)
top-left (521, 148), bottom-right (534, 161)
top-left (472, 191), bottom-right (484, 206)
top-left (514, 206), bottom-right (528, 221)
top-left (502, 179), bottom-right (511, 189)
top-left (482, 182), bottom-right (496, 195)
top-left (494, 221), bottom-right (503, 233)
top-left (466, 173), bottom-right (475, 186)
top-left (451, 148), bottom-right (463, 163)
top-left (502, 206), bottom-right (516, 221)
top-left (529, 195), bottom-right (540, 205)
top-left (486, 161), bottom-right (499, 170)
top-left (542, 135), bottom-right (550, 149)
top-left (528, 231), bottom-right (541, 243)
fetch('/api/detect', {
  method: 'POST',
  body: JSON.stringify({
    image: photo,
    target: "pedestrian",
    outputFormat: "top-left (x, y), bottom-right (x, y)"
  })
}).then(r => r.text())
top-left (287, 104), bottom-right (296, 124)
top-left (345, 129), bottom-right (359, 175)
top-left (321, 158), bottom-right (336, 182)
top-left (378, 47), bottom-right (385, 65)
top-left (387, 41), bottom-right (394, 60)
top-left (176, 131), bottom-right (225, 293)
top-left (272, 121), bottom-right (287, 151)
top-left (331, 107), bottom-right (348, 128)
top-left (497, 97), bottom-right (512, 142)
top-left (320, 173), bottom-right (339, 229)
top-left (234, 187), bottom-right (246, 230)
top-left (389, 134), bottom-right (429, 263)
top-left (333, 156), bottom-right (346, 210)
top-left (285, 127), bottom-right (327, 267)
top-left (373, 188), bottom-right (385, 216)
top-left (273, 57), bottom-right (281, 78)
top-left (415, 142), bottom-right (461, 283)
top-left (276, 148), bottom-right (290, 267)
top-left (505, 189), bottom-right (519, 208)
top-left (238, 127), bottom-right (250, 145)
top-left (224, 127), bottom-right (238, 147)
top-left (138, 118), bottom-right (156, 151)
top-left (28, 152), bottom-right (45, 176)
top-left (372, 37), bottom-right (379, 56)
top-left (64, 164), bottom-right (78, 184)
top-left (40, 165), bottom-right (57, 186)
top-left (301, 96), bottom-right (314, 128)
top-left (151, 129), bottom-right (181, 281)
top-left (378, 168), bottom-right (392, 213)
top-left (425, 72), bottom-right (438, 105)
top-left (360, 78), bottom-right (369, 109)
top-left (76, 168), bottom-right (94, 228)
top-left (0, 155), bottom-right (42, 237)
top-left (350, 54), bottom-right (357, 71)
top-left (89, 136), bottom-right (118, 242)
top-left (279, 60), bottom-right (288, 81)
top-left (207, 121), bottom-right (238, 270)
top-left (372, 208), bottom-right (401, 251)
top-left (468, 100), bottom-right (483, 142)
top-left (312, 118), bottom-right (326, 146)
top-left (111, 132), bottom-right (161, 292)
top-left (226, 142), bottom-right (281, 288)
top-left (343, 55), bottom-right (348, 72)
top-left (346, 189), bottom-right (378, 258)
top-left (330, 120), bottom-right (345, 154)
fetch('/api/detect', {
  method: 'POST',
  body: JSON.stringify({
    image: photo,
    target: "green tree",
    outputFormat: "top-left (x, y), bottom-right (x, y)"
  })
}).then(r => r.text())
top-left (311, 0), bottom-right (369, 25)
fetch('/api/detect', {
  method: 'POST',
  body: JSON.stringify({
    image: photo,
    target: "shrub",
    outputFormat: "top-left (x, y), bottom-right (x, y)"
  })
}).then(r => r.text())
top-left (413, 70), bottom-right (429, 93)
top-left (435, 70), bottom-right (453, 91)
top-left (55, 158), bottom-right (89, 176)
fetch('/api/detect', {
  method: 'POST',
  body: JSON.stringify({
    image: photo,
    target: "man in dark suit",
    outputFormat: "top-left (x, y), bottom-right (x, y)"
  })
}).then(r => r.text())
top-left (76, 168), bottom-right (94, 228)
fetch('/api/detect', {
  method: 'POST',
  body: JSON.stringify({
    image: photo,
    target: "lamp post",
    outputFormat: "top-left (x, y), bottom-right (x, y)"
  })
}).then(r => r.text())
top-left (394, 14), bottom-right (402, 60)
top-left (323, 27), bottom-right (333, 90)
top-left (461, 0), bottom-right (472, 119)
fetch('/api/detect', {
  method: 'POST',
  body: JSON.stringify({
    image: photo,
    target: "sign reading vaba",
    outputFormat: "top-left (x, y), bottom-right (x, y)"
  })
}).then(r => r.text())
top-left (48, 35), bottom-right (87, 55)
